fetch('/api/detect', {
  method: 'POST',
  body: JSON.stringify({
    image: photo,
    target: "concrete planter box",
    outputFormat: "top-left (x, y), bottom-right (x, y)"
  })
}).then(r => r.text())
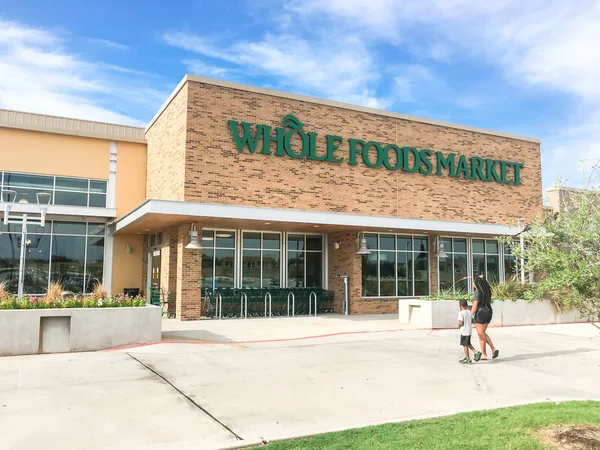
top-left (398, 299), bottom-right (589, 329)
top-left (0, 305), bottom-right (161, 356)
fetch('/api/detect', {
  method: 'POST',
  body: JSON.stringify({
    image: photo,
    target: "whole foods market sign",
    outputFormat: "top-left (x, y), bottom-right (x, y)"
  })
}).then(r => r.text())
top-left (228, 114), bottom-right (524, 185)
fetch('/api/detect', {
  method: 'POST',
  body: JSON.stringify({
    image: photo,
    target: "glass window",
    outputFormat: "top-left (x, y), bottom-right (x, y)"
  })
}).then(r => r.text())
top-left (472, 239), bottom-right (500, 284)
top-left (85, 237), bottom-right (104, 293)
top-left (263, 233), bottom-right (280, 250)
top-left (215, 231), bottom-right (235, 248)
top-left (503, 243), bottom-right (517, 283)
top-left (361, 252), bottom-right (378, 297)
top-left (202, 230), bottom-right (236, 290)
top-left (241, 232), bottom-right (282, 288)
top-left (263, 250), bottom-right (281, 287)
top-left (5, 173), bottom-right (53, 189)
top-left (306, 252), bottom-right (322, 288)
top-left (288, 234), bottom-right (305, 251)
top-left (215, 249), bottom-right (234, 288)
top-left (0, 232), bottom-right (20, 294)
top-left (380, 235), bottom-right (395, 251)
top-left (379, 251), bottom-right (395, 295)
top-left (306, 235), bottom-right (323, 251)
top-left (1, 172), bottom-right (108, 208)
top-left (53, 221), bottom-right (86, 235)
top-left (54, 191), bottom-right (88, 207)
top-left (242, 249), bottom-right (261, 287)
top-left (89, 194), bottom-right (107, 208)
top-left (202, 230), bottom-right (215, 247)
top-left (242, 232), bottom-right (261, 249)
top-left (288, 251), bottom-right (305, 288)
top-left (55, 177), bottom-right (88, 192)
top-left (362, 234), bottom-right (430, 297)
top-left (0, 220), bottom-right (104, 295)
top-left (88, 223), bottom-right (105, 236)
top-left (438, 237), bottom-right (468, 293)
top-left (50, 235), bottom-right (86, 293)
top-left (5, 187), bottom-right (53, 205)
top-left (286, 234), bottom-right (324, 289)
top-left (90, 180), bottom-right (107, 194)
top-left (202, 248), bottom-right (214, 290)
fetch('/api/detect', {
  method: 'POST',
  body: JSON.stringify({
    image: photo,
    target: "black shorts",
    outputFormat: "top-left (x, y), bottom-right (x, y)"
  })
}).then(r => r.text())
top-left (460, 335), bottom-right (472, 347)
top-left (475, 309), bottom-right (493, 324)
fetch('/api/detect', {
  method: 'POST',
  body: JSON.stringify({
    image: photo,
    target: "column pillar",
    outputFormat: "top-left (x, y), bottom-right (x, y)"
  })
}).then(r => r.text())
top-left (160, 226), bottom-right (178, 315)
top-left (327, 232), bottom-right (362, 314)
top-left (176, 222), bottom-right (202, 320)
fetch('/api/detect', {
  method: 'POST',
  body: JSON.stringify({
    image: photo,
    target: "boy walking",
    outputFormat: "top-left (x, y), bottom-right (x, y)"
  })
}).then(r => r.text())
top-left (458, 299), bottom-right (477, 364)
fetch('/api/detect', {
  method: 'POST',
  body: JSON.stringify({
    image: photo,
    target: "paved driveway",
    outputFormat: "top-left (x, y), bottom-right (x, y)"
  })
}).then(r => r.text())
top-left (1, 321), bottom-right (599, 450)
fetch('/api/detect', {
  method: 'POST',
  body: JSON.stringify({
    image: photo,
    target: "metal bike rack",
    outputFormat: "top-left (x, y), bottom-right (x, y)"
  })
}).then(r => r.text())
top-left (240, 292), bottom-right (248, 319)
top-left (264, 292), bottom-right (272, 317)
top-left (287, 292), bottom-right (295, 317)
top-left (308, 291), bottom-right (317, 316)
top-left (215, 292), bottom-right (223, 319)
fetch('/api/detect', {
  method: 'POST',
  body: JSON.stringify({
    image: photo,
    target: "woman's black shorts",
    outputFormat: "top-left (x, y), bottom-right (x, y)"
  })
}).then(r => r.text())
top-left (475, 309), bottom-right (493, 324)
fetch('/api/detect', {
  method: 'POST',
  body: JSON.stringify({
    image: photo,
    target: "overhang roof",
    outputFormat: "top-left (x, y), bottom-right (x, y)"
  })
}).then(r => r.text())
top-left (0, 108), bottom-right (146, 143)
top-left (113, 199), bottom-right (521, 236)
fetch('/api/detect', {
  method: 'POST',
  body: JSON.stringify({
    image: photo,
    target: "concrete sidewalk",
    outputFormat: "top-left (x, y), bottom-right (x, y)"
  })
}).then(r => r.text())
top-left (160, 314), bottom-right (406, 344)
top-left (2, 322), bottom-right (599, 450)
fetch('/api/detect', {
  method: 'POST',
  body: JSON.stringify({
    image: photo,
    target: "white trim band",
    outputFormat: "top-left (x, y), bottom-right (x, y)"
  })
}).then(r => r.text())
top-left (1, 203), bottom-right (116, 219)
top-left (115, 200), bottom-right (521, 236)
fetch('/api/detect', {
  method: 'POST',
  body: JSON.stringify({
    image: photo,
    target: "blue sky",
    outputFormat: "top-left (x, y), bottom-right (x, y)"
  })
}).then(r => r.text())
top-left (2, 0), bottom-right (600, 197)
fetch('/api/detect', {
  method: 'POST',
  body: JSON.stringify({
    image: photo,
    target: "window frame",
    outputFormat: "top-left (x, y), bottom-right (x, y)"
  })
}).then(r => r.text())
top-left (240, 230), bottom-right (283, 288)
top-left (362, 233), bottom-right (430, 298)
top-left (0, 171), bottom-right (107, 208)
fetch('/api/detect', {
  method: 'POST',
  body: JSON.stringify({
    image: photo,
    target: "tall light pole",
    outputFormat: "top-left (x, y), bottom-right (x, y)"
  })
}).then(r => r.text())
top-left (517, 218), bottom-right (527, 285)
top-left (2, 190), bottom-right (51, 298)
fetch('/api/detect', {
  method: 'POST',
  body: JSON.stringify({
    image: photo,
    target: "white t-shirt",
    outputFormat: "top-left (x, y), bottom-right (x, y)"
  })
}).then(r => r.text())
top-left (458, 309), bottom-right (472, 336)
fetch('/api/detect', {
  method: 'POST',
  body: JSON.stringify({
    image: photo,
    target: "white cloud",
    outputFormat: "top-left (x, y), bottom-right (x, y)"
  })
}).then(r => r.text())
top-left (90, 38), bottom-right (129, 51)
top-left (164, 30), bottom-right (387, 108)
top-left (284, 0), bottom-right (600, 189)
top-left (0, 18), bottom-right (165, 126)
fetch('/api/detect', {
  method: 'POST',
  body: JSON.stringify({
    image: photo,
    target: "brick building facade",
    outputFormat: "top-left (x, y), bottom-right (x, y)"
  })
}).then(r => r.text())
top-left (116, 75), bottom-right (543, 319)
top-left (0, 75), bottom-right (543, 320)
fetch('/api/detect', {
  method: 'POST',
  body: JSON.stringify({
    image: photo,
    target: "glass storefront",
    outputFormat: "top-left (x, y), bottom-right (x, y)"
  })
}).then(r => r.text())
top-left (0, 220), bottom-right (105, 295)
top-left (362, 233), bottom-right (430, 297)
top-left (0, 171), bottom-right (107, 208)
top-left (201, 230), bottom-right (324, 290)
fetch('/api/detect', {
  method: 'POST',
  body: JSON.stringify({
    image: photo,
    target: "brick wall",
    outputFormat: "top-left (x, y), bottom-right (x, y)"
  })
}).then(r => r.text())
top-left (175, 222), bottom-right (202, 320)
top-left (175, 81), bottom-right (542, 224)
top-left (145, 85), bottom-right (188, 201)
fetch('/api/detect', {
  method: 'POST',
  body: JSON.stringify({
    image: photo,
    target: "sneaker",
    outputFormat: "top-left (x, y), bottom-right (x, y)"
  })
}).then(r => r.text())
top-left (459, 358), bottom-right (472, 364)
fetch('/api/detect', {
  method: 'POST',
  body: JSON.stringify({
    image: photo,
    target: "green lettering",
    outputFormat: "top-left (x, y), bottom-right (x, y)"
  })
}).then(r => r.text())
top-left (401, 147), bottom-right (420, 173)
top-left (325, 135), bottom-right (344, 164)
top-left (456, 155), bottom-right (474, 179)
top-left (383, 144), bottom-right (402, 170)
top-left (485, 158), bottom-right (501, 182)
top-left (257, 125), bottom-right (285, 156)
top-left (283, 129), bottom-right (309, 159)
top-left (469, 157), bottom-right (487, 181)
top-left (362, 141), bottom-right (384, 168)
top-left (348, 138), bottom-right (365, 166)
top-left (228, 120), bottom-right (260, 154)
top-left (436, 152), bottom-right (457, 177)
top-left (513, 162), bottom-right (524, 185)
top-left (307, 132), bottom-right (326, 161)
top-left (500, 161), bottom-right (511, 184)
top-left (419, 149), bottom-right (433, 175)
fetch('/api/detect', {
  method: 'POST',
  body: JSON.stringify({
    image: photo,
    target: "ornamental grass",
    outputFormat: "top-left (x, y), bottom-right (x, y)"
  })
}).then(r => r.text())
top-left (0, 281), bottom-right (146, 310)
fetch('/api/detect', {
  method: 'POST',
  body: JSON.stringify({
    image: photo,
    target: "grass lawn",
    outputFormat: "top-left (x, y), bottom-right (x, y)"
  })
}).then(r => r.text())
top-left (255, 401), bottom-right (600, 449)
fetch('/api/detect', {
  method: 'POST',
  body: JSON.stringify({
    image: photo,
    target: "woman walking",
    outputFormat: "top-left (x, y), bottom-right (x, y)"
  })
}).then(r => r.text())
top-left (472, 275), bottom-right (499, 361)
